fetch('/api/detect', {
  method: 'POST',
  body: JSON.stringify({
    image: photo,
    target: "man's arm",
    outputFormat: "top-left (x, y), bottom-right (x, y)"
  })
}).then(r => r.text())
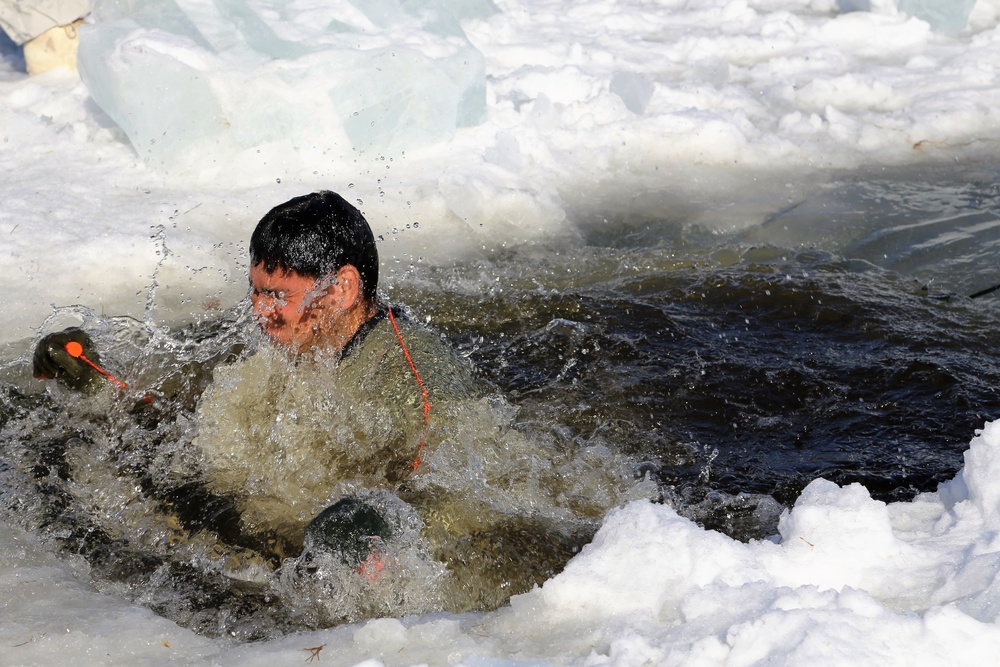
top-left (156, 481), bottom-right (298, 565)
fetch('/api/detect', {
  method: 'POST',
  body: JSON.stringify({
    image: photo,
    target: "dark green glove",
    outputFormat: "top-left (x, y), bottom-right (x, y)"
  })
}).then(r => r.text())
top-left (33, 327), bottom-right (104, 390)
top-left (304, 497), bottom-right (393, 566)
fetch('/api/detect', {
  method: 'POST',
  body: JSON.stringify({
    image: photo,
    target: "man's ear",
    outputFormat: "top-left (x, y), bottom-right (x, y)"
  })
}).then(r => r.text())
top-left (331, 264), bottom-right (363, 309)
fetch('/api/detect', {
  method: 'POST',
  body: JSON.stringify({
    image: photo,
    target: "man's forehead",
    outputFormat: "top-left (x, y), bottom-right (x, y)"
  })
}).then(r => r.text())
top-left (249, 264), bottom-right (315, 287)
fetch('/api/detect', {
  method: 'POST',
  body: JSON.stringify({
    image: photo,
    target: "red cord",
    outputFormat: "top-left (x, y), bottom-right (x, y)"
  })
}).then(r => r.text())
top-left (387, 308), bottom-right (430, 470)
top-left (64, 341), bottom-right (127, 389)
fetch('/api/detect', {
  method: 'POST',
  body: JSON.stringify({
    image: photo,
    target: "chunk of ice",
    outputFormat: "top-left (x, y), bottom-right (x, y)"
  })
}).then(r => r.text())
top-left (835, 0), bottom-right (898, 13)
top-left (609, 71), bottom-right (654, 115)
top-left (896, 0), bottom-right (977, 34)
top-left (77, 0), bottom-right (492, 170)
top-left (838, 0), bottom-right (977, 34)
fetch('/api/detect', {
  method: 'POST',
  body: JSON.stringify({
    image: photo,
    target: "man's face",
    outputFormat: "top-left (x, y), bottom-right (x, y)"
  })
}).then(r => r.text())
top-left (249, 264), bottom-right (329, 353)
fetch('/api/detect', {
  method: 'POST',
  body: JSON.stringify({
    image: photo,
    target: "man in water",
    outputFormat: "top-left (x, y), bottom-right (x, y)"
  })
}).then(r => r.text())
top-left (192, 190), bottom-right (490, 566)
top-left (33, 191), bottom-right (628, 616)
top-left (35, 190), bottom-right (479, 551)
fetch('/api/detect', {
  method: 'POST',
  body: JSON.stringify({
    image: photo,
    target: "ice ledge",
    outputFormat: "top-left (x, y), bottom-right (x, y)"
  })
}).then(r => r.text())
top-left (77, 0), bottom-right (494, 170)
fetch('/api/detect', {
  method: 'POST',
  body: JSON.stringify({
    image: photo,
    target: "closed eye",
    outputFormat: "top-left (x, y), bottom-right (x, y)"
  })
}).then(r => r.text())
top-left (252, 287), bottom-right (285, 299)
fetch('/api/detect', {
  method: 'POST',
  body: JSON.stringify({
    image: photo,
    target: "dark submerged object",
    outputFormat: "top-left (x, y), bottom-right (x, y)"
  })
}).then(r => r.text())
top-left (305, 497), bottom-right (393, 566)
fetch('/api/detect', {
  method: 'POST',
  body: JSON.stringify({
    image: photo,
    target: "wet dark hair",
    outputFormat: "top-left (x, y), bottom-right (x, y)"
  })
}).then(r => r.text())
top-left (250, 191), bottom-right (379, 303)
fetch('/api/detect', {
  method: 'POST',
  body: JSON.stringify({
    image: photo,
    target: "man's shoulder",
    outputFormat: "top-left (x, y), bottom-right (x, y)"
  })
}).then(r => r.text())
top-left (351, 308), bottom-right (488, 399)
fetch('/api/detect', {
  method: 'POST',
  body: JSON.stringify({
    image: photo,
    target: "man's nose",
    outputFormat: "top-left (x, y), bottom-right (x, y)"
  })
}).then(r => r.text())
top-left (252, 295), bottom-right (276, 316)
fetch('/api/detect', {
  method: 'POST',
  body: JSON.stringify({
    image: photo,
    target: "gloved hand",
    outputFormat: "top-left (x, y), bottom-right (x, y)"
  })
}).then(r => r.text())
top-left (304, 497), bottom-right (393, 567)
top-left (33, 327), bottom-right (104, 390)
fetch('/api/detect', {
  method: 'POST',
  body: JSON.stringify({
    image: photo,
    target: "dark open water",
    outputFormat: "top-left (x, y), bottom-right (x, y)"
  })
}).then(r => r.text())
top-left (389, 160), bottom-right (1000, 530)
top-left (3, 160), bottom-right (1000, 635)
